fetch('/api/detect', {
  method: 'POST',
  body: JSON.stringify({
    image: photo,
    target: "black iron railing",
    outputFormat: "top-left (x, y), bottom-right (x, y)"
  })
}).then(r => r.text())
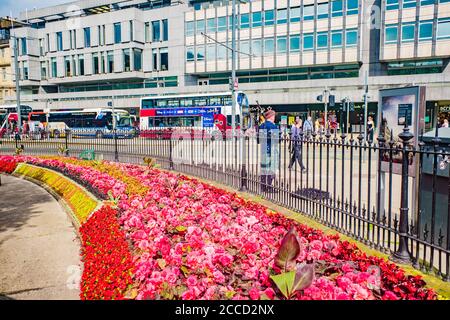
top-left (0, 125), bottom-right (449, 281)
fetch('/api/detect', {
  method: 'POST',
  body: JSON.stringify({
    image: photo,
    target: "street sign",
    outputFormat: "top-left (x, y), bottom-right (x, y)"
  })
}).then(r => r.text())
top-left (107, 101), bottom-right (113, 107)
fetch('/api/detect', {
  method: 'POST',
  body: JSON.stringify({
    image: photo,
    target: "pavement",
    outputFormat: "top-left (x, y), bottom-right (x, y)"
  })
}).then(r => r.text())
top-left (0, 175), bottom-right (80, 300)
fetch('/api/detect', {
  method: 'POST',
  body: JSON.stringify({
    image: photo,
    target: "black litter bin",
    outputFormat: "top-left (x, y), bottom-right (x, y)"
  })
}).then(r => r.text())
top-left (419, 128), bottom-right (450, 248)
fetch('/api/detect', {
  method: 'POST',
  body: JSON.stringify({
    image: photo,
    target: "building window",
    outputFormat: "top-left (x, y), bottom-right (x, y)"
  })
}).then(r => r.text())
top-left (277, 36), bottom-right (287, 54)
top-left (318, 3), bottom-right (329, 19)
top-left (240, 14), bottom-right (250, 29)
top-left (123, 49), bottom-right (130, 71)
top-left (40, 62), bottom-right (47, 80)
top-left (386, 0), bottom-right (399, 10)
top-left (56, 32), bottom-right (63, 51)
top-left (217, 17), bottom-right (227, 32)
top-left (92, 53), bottom-right (99, 74)
top-left (78, 54), bottom-right (85, 75)
top-left (421, 0), bottom-right (435, 5)
top-left (252, 12), bottom-right (262, 27)
top-left (402, 23), bottom-right (415, 42)
top-left (162, 19), bottom-right (169, 41)
top-left (207, 18), bottom-right (217, 33)
top-left (437, 18), bottom-right (450, 39)
top-left (385, 25), bottom-right (398, 43)
top-left (346, 0), bottom-right (359, 15)
top-left (332, 30), bottom-right (343, 47)
top-left (197, 46), bottom-right (205, 61)
top-left (152, 48), bottom-right (158, 70)
top-left (84, 27), bottom-right (91, 47)
top-left (403, 0), bottom-right (416, 9)
top-left (317, 32), bottom-right (329, 49)
top-left (195, 20), bottom-right (204, 36)
top-left (65, 56), bottom-right (71, 77)
top-left (114, 23), bottom-right (122, 43)
top-left (23, 62), bottom-right (29, 80)
top-left (107, 51), bottom-right (114, 73)
top-left (303, 5), bottom-right (315, 21)
top-left (21, 37), bottom-right (27, 55)
top-left (290, 35), bottom-right (300, 52)
top-left (332, 0), bottom-right (344, 17)
top-left (186, 21), bottom-right (194, 36)
top-left (207, 44), bottom-right (216, 61)
top-left (290, 7), bottom-right (301, 23)
top-left (240, 41), bottom-right (250, 57)
top-left (39, 39), bottom-right (44, 56)
top-left (277, 9), bottom-right (288, 24)
top-left (264, 38), bottom-right (274, 55)
top-left (346, 29), bottom-right (358, 46)
top-left (252, 39), bottom-right (262, 56)
top-left (133, 48), bottom-right (142, 71)
top-left (160, 48), bottom-right (168, 71)
top-left (419, 21), bottom-right (433, 41)
top-left (217, 44), bottom-right (226, 60)
top-left (97, 26), bottom-right (101, 45)
top-left (263, 10), bottom-right (274, 26)
top-left (150, 21), bottom-right (161, 41)
top-left (51, 57), bottom-right (57, 78)
top-left (186, 46), bottom-right (195, 61)
top-left (303, 33), bottom-right (314, 50)
top-left (72, 55), bottom-right (77, 76)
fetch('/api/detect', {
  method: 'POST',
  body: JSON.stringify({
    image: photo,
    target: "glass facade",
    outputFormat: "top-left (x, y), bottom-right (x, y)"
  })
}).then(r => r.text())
top-left (114, 23), bottom-right (121, 43)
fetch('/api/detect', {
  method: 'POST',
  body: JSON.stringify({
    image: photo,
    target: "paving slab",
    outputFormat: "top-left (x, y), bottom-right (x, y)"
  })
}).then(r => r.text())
top-left (0, 174), bottom-right (80, 300)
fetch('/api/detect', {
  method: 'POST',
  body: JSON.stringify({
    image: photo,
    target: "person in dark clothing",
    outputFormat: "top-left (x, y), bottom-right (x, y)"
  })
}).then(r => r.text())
top-left (367, 116), bottom-right (374, 143)
top-left (259, 109), bottom-right (279, 192)
top-left (288, 117), bottom-right (307, 172)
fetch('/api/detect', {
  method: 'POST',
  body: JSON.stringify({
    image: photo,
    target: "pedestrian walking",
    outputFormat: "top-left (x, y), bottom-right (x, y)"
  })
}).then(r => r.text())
top-left (303, 116), bottom-right (314, 137)
top-left (288, 117), bottom-right (307, 172)
top-left (443, 119), bottom-right (449, 128)
top-left (258, 109), bottom-right (279, 192)
top-left (367, 116), bottom-right (375, 143)
top-left (21, 120), bottom-right (29, 139)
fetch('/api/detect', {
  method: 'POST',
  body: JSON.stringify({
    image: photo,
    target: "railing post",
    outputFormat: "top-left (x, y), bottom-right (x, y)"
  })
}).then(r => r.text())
top-left (114, 128), bottom-right (119, 162)
top-left (239, 133), bottom-right (248, 192)
top-left (65, 129), bottom-right (69, 157)
top-left (169, 135), bottom-right (174, 170)
top-left (391, 123), bottom-right (414, 265)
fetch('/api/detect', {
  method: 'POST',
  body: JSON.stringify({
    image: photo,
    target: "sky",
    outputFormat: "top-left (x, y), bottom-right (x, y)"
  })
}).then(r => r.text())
top-left (0, 0), bottom-right (72, 19)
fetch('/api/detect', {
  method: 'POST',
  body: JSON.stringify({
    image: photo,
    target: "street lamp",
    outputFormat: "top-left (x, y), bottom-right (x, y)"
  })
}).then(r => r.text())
top-left (8, 17), bottom-right (32, 132)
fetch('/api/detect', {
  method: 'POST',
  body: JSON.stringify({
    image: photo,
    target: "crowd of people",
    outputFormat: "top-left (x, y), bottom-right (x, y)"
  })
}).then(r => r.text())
top-left (1, 120), bottom-right (46, 140)
top-left (256, 110), bottom-right (376, 192)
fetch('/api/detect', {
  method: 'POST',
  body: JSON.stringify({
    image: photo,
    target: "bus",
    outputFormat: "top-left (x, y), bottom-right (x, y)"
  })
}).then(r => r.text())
top-left (139, 92), bottom-right (249, 138)
top-left (28, 108), bottom-right (138, 139)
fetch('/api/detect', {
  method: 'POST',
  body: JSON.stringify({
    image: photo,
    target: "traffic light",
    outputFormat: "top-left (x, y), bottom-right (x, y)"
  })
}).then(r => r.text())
top-left (349, 102), bottom-right (355, 112)
top-left (317, 95), bottom-right (323, 102)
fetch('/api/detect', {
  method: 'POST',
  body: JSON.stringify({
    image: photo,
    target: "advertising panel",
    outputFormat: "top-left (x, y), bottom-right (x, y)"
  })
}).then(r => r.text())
top-left (378, 86), bottom-right (426, 177)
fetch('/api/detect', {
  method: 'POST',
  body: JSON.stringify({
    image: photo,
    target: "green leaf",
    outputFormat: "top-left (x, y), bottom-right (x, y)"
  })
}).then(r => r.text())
top-left (176, 226), bottom-right (187, 232)
top-left (270, 271), bottom-right (295, 299)
top-left (180, 265), bottom-right (189, 276)
top-left (274, 227), bottom-right (301, 272)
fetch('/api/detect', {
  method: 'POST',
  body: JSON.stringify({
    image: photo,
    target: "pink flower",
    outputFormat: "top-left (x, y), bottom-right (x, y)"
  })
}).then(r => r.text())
top-left (218, 254), bottom-right (234, 267)
top-left (310, 240), bottom-right (323, 251)
top-left (186, 275), bottom-right (198, 287)
top-left (213, 270), bottom-right (226, 284)
top-left (249, 287), bottom-right (260, 300)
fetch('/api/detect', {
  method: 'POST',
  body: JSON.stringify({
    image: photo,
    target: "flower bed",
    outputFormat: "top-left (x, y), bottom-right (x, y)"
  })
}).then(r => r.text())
top-left (79, 205), bottom-right (135, 300)
top-left (0, 156), bottom-right (20, 174)
top-left (0, 155), bottom-right (438, 300)
top-left (14, 163), bottom-right (98, 224)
